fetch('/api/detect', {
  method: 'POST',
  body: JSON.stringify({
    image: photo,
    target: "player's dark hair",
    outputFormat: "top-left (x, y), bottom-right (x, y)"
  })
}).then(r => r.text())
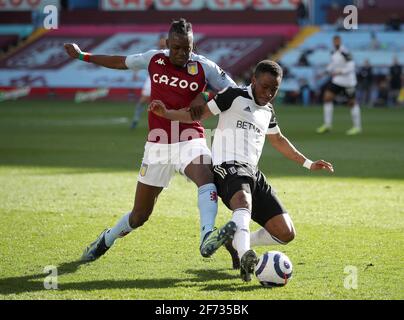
top-left (169, 18), bottom-right (193, 36)
top-left (254, 60), bottom-right (283, 78)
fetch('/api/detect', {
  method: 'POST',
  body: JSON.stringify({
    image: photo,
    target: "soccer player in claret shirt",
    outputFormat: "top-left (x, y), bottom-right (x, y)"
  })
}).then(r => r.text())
top-left (63, 18), bottom-right (238, 262)
top-left (150, 60), bottom-right (334, 282)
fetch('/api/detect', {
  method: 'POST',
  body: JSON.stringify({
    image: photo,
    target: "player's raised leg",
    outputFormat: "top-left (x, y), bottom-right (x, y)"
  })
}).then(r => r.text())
top-left (225, 172), bottom-right (294, 270)
top-left (251, 214), bottom-right (296, 246)
top-left (251, 178), bottom-right (295, 246)
top-left (184, 155), bottom-right (236, 258)
top-left (81, 182), bottom-right (163, 262)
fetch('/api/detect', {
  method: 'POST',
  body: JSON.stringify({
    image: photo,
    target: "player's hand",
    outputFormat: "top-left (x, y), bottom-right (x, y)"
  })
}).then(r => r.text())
top-left (189, 93), bottom-right (207, 120)
top-left (149, 100), bottom-right (167, 118)
top-left (310, 160), bottom-right (334, 173)
top-left (64, 43), bottom-right (81, 59)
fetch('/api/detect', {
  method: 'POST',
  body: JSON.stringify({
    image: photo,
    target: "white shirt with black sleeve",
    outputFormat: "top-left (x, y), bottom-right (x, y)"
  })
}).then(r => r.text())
top-left (327, 45), bottom-right (357, 87)
top-left (207, 85), bottom-right (280, 167)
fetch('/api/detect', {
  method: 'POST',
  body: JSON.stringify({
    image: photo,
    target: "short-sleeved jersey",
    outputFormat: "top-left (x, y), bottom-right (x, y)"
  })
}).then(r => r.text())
top-left (207, 85), bottom-right (280, 167)
top-left (327, 46), bottom-right (357, 87)
top-left (141, 76), bottom-right (151, 97)
top-left (126, 49), bottom-right (236, 144)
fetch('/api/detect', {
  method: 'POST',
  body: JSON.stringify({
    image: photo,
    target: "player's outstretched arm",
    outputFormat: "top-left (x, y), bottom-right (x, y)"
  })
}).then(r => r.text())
top-left (188, 92), bottom-right (214, 121)
top-left (149, 100), bottom-right (194, 123)
top-left (149, 93), bottom-right (214, 123)
top-left (64, 43), bottom-right (128, 70)
top-left (267, 132), bottom-right (334, 173)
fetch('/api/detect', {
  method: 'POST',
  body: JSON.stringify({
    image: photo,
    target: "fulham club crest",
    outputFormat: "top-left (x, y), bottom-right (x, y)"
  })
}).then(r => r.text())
top-left (187, 62), bottom-right (198, 75)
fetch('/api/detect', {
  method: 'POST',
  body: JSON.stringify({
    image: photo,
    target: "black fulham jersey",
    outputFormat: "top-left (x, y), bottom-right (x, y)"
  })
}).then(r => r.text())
top-left (207, 85), bottom-right (280, 167)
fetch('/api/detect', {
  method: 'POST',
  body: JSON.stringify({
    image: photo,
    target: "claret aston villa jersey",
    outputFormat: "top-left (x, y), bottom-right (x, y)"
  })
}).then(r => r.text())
top-left (125, 49), bottom-right (236, 144)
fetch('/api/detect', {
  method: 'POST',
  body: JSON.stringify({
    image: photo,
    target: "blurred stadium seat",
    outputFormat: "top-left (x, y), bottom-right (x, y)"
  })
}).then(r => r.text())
top-left (0, 0), bottom-right (402, 106)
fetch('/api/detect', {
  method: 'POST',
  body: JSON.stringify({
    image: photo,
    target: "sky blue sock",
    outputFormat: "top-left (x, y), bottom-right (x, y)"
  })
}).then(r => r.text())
top-left (198, 183), bottom-right (218, 245)
top-left (133, 101), bottom-right (145, 122)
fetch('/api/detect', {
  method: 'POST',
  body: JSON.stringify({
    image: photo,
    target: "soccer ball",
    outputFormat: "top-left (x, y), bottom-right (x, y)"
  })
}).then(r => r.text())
top-left (254, 251), bottom-right (293, 287)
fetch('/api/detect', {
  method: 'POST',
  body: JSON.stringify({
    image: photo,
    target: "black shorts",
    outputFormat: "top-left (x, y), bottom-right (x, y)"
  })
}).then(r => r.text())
top-left (327, 82), bottom-right (356, 100)
top-left (213, 162), bottom-right (286, 227)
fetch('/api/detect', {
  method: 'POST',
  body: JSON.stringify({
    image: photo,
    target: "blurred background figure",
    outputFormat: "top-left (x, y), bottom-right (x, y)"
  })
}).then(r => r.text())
top-left (1, 0), bottom-right (404, 112)
top-left (369, 31), bottom-right (381, 50)
top-left (373, 78), bottom-right (389, 107)
top-left (385, 14), bottom-right (401, 31)
top-left (296, 0), bottom-right (309, 27)
top-left (131, 34), bottom-right (167, 129)
top-left (388, 56), bottom-right (403, 107)
top-left (299, 78), bottom-right (311, 107)
top-left (297, 49), bottom-right (312, 66)
top-left (357, 59), bottom-right (373, 107)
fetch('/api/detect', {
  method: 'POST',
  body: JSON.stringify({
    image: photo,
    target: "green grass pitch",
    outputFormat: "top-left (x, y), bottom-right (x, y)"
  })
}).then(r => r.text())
top-left (0, 100), bottom-right (403, 300)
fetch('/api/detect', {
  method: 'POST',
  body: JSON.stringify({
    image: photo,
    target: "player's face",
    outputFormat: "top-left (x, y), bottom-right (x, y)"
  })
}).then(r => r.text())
top-left (333, 37), bottom-right (341, 49)
top-left (158, 37), bottom-right (167, 50)
top-left (167, 32), bottom-right (193, 67)
top-left (251, 73), bottom-right (281, 106)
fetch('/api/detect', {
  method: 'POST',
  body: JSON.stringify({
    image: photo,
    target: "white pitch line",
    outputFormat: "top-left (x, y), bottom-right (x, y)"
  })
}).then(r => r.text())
top-left (14, 117), bottom-right (130, 127)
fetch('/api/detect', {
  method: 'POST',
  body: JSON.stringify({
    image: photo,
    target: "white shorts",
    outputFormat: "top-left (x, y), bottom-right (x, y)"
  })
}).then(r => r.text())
top-left (138, 138), bottom-right (212, 188)
top-left (141, 77), bottom-right (151, 97)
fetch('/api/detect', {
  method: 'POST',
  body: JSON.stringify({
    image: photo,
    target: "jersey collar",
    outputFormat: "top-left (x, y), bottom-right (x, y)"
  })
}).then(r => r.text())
top-left (247, 85), bottom-right (273, 111)
top-left (164, 50), bottom-right (195, 66)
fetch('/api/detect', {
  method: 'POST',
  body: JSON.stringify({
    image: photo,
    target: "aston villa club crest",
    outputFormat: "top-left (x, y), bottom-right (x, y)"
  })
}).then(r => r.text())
top-left (140, 163), bottom-right (148, 177)
top-left (187, 62), bottom-right (198, 75)
top-left (210, 191), bottom-right (218, 202)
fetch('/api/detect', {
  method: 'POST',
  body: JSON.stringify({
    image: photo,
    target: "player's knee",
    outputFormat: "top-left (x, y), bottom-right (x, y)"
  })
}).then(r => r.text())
top-left (230, 191), bottom-right (252, 211)
top-left (129, 209), bottom-right (151, 228)
top-left (186, 163), bottom-right (214, 187)
top-left (323, 91), bottom-right (333, 102)
top-left (286, 230), bottom-right (296, 243)
top-left (278, 228), bottom-right (296, 243)
top-left (198, 169), bottom-right (214, 185)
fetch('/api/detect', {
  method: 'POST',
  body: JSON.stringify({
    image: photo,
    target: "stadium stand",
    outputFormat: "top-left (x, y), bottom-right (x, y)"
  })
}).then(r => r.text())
top-left (0, 25), bottom-right (34, 54)
top-left (0, 0), bottom-right (402, 106)
top-left (327, 0), bottom-right (404, 25)
top-left (0, 24), bottom-right (295, 100)
top-left (0, 35), bottom-right (19, 52)
top-left (0, 0), bottom-right (302, 100)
